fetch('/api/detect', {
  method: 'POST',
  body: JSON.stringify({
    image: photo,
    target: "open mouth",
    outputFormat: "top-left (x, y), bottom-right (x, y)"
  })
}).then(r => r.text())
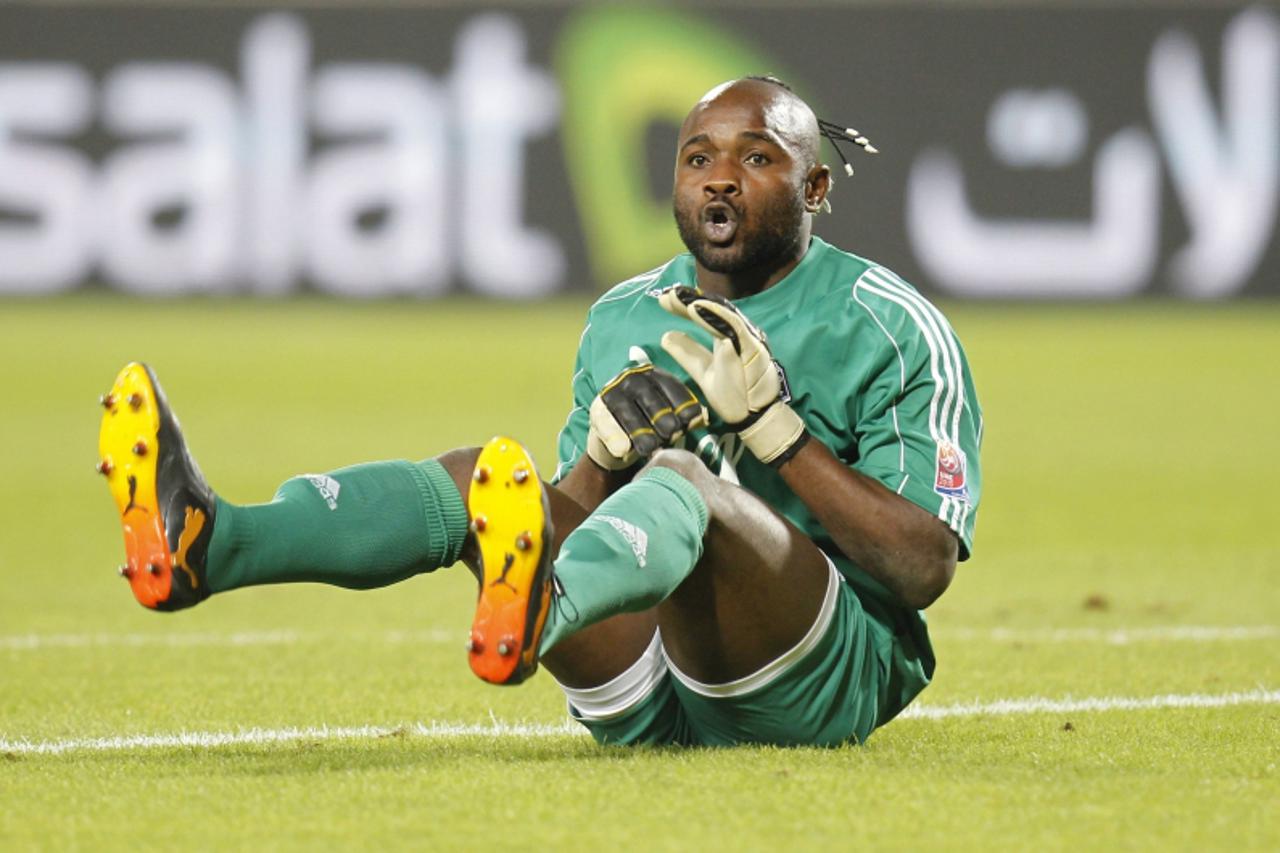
top-left (701, 202), bottom-right (739, 245)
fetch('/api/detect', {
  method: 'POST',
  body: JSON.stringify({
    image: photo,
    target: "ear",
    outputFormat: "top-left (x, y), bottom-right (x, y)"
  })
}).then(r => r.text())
top-left (803, 164), bottom-right (832, 214)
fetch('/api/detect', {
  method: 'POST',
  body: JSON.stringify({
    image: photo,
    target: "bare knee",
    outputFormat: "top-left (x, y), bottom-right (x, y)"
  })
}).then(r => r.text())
top-left (639, 448), bottom-right (725, 512)
top-left (641, 448), bottom-right (710, 485)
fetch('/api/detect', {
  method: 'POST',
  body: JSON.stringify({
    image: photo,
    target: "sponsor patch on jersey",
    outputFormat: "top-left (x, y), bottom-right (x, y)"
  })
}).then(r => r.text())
top-left (933, 440), bottom-right (969, 500)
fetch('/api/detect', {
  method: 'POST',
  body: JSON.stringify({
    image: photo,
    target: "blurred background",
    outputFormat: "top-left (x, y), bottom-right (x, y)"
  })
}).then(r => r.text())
top-left (0, 0), bottom-right (1275, 301)
top-left (1, 7), bottom-right (1275, 848)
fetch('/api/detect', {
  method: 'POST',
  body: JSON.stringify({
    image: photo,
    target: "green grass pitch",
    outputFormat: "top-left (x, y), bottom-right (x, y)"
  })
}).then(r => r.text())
top-left (0, 295), bottom-right (1276, 850)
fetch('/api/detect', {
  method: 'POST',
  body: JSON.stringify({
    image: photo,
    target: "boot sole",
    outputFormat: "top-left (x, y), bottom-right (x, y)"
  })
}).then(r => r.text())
top-left (97, 363), bottom-right (205, 609)
top-left (466, 436), bottom-right (554, 686)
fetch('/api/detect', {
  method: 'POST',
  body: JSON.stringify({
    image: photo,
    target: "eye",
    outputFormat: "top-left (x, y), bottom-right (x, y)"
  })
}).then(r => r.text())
top-left (745, 152), bottom-right (769, 166)
top-left (687, 153), bottom-right (709, 167)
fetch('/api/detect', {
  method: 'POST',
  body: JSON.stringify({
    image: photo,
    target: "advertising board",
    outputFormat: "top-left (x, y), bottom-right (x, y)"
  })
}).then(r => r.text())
top-left (0, 4), bottom-right (1274, 298)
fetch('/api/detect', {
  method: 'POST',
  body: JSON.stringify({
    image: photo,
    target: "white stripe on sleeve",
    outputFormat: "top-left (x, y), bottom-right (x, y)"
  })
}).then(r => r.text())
top-left (853, 270), bottom-right (968, 531)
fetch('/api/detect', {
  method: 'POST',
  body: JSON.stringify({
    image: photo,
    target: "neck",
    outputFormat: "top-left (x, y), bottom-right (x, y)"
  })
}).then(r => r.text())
top-left (696, 226), bottom-right (813, 300)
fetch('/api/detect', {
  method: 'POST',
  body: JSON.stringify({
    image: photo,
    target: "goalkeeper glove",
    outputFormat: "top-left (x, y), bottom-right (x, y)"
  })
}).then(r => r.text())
top-left (586, 363), bottom-right (708, 471)
top-left (658, 286), bottom-right (809, 467)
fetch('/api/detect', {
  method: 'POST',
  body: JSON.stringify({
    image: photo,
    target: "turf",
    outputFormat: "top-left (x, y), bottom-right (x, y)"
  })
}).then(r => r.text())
top-left (0, 296), bottom-right (1276, 850)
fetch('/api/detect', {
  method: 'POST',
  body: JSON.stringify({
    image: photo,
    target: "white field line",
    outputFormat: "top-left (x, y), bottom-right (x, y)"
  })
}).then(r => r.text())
top-left (897, 688), bottom-right (1280, 720)
top-left (3, 624), bottom-right (1276, 653)
top-left (0, 721), bottom-right (584, 756)
top-left (2, 689), bottom-right (1276, 756)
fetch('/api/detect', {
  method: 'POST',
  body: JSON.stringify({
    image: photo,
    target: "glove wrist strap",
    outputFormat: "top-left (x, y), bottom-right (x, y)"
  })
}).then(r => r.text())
top-left (740, 403), bottom-right (807, 466)
top-left (766, 428), bottom-right (810, 468)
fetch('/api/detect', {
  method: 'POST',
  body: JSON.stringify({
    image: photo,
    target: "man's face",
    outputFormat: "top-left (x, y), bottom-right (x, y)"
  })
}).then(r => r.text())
top-left (672, 88), bottom-right (811, 276)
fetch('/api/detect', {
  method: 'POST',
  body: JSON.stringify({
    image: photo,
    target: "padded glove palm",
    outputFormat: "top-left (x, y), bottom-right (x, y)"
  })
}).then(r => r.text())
top-left (659, 286), bottom-right (808, 466)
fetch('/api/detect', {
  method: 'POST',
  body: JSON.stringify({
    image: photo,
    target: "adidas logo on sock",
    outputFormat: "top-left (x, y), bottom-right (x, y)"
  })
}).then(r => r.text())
top-left (304, 474), bottom-right (341, 510)
top-left (595, 515), bottom-right (648, 568)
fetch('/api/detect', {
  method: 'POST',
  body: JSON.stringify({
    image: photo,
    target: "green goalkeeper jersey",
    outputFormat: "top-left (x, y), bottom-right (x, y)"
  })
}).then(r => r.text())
top-left (555, 236), bottom-right (983, 715)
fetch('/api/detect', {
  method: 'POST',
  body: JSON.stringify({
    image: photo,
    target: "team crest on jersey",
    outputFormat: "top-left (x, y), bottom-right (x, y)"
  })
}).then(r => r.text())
top-left (933, 440), bottom-right (969, 499)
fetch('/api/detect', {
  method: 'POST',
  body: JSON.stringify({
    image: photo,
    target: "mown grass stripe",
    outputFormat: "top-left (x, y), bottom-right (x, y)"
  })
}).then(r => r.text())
top-left (3, 690), bottom-right (1274, 756)
top-left (934, 625), bottom-right (1279, 644)
top-left (0, 628), bottom-right (457, 650)
top-left (4, 625), bottom-right (1273, 651)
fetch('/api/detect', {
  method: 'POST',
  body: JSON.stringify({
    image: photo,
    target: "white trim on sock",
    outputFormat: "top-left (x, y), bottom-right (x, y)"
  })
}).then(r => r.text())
top-left (554, 630), bottom-right (667, 721)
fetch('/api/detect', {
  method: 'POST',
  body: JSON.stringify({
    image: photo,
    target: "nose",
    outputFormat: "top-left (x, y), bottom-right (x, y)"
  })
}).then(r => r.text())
top-left (704, 179), bottom-right (738, 197)
top-left (704, 163), bottom-right (739, 197)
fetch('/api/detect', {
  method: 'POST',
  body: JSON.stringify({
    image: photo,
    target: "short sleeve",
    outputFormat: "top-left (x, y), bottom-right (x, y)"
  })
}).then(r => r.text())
top-left (850, 269), bottom-right (983, 559)
top-left (553, 318), bottom-right (598, 483)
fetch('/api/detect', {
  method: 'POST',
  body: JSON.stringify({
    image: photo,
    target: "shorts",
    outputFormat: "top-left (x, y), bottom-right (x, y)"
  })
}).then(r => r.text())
top-left (555, 557), bottom-right (898, 747)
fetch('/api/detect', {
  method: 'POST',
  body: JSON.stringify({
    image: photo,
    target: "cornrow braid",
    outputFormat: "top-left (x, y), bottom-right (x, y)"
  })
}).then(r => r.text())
top-left (818, 119), bottom-right (878, 177)
top-left (744, 75), bottom-right (879, 177)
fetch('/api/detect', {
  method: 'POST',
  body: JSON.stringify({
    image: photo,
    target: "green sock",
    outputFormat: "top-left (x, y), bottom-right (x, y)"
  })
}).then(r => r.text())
top-left (206, 459), bottom-right (469, 593)
top-left (538, 466), bottom-right (709, 654)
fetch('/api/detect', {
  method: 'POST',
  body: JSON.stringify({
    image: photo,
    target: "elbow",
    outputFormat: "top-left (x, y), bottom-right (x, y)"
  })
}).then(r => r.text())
top-left (903, 556), bottom-right (955, 610)
top-left (906, 524), bottom-right (960, 609)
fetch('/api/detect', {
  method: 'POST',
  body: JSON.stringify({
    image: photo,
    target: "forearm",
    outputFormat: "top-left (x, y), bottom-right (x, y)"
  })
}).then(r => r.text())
top-left (555, 456), bottom-right (632, 514)
top-left (778, 439), bottom-right (957, 609)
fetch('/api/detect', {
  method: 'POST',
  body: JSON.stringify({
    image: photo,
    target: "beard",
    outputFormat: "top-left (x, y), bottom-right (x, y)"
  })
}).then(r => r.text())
top-left (673, 189), bottom-right (807, 276)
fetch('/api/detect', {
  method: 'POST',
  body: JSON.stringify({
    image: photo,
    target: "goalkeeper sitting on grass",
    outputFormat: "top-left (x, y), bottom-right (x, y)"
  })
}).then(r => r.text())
top-left (97, 76), bottom-right (982, 747)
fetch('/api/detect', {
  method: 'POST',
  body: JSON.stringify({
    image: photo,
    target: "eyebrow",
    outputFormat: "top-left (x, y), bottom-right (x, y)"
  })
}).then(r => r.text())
top-left (740, 130), bottom-right (782, 146)
top-left (679, 132), bottom-right (710, 152)
top-left (679, 129), bottom-right (784, 151)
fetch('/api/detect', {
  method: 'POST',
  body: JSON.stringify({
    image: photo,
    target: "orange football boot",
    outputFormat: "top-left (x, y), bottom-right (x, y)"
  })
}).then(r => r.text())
top-left (96, 363), bottom-right (216, 611)
top-left (466, 436), bottom-right (555, 685)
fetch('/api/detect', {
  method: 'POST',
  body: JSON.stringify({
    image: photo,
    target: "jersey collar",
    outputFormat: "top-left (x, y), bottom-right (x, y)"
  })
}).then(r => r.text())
top-left (725, 235), bottom-right (831, 314)
top-left (655, 236), bottom-right (832, 312)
